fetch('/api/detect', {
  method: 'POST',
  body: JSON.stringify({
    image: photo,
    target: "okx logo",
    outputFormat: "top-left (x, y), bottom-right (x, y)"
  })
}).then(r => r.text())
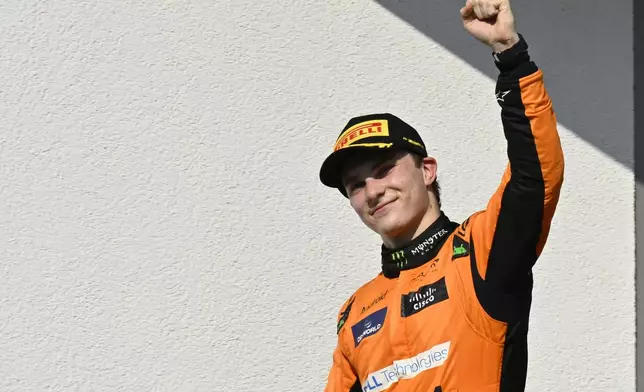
top-left (352, 307), bottom-right (387, 347)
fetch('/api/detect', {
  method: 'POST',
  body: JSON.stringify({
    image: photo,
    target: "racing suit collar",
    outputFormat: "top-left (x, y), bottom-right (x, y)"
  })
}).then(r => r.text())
top-left (380, 211), bottom-right (458, 279)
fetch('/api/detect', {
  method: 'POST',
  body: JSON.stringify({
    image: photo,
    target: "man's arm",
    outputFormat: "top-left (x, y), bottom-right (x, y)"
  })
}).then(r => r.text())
top-left (324, 345), bottom-right (361, 392)
top-left (324, 297), bottom-right (362, 392)
top-left (460, 0), bottom-right (565, 301)
top-left (471, 37), bottom-right (564, 292)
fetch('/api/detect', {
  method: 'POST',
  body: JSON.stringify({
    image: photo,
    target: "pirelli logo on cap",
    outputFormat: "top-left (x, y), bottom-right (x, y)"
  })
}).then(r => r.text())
top-left (334, 120), bottom-right (389, 151)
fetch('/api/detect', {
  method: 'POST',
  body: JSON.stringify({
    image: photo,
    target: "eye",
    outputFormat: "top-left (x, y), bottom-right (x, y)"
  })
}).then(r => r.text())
top-left (374, 163), bottom-right (394, 178)
top-left (347, 180), bottom-right (365, 195)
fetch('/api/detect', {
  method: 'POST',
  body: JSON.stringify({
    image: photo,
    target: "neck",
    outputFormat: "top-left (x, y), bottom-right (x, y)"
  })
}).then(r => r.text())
top-left (380, 210), bottom-right (457, 278)
top-left (381, 206), bottom-right (441, 249)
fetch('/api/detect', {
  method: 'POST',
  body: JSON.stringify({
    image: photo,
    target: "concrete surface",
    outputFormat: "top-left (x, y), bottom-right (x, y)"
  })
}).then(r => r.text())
top-left (0, 0), bottom-right (634, 391)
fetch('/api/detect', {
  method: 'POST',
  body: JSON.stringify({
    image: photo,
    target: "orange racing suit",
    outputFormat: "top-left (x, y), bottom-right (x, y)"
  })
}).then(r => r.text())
top-left (324, 35), bottom-right (564, 392)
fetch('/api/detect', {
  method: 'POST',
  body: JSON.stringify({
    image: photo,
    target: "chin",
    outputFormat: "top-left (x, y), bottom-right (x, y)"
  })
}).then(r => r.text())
top-left (372, 216), bottom-right (407, 238)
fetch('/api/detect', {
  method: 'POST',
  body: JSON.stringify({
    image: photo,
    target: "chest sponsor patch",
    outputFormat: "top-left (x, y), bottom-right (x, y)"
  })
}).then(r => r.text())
top-left (351, 307), bottom-right (387, 347)
top-left (401, 277), bottom-right (449, 317)
top-left (360, 341), bottom-right (451, 392)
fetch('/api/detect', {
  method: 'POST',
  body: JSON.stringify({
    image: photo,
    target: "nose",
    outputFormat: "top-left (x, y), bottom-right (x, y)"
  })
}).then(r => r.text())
top-left (364, 177), bottom-right (385, 203)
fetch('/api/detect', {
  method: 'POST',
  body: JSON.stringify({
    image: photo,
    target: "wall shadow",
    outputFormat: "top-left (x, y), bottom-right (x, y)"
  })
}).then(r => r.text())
top-left (375, 0), bottom-right (634, 177)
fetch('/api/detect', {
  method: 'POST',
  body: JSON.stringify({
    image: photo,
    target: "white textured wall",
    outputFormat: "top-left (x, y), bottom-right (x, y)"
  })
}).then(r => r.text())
top-left (0, 1), bottom-right (634, 391)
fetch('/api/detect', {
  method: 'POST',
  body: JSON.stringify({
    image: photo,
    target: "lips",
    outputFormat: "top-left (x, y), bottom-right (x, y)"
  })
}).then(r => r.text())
top-left (371, 199), bottom-right (395, 215)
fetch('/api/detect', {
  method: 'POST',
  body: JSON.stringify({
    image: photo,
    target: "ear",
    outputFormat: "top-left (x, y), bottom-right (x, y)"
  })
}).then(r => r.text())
top-left (421, 156), bottom-right (437, 186)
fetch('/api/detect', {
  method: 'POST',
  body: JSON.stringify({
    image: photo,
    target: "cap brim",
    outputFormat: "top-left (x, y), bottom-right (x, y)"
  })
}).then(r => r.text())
top-left (319, 145), bottom-right (396, 195)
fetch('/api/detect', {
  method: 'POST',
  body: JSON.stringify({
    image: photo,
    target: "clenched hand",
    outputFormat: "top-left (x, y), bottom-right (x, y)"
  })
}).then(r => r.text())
top-left (460, 0), bottom-right (520, 53)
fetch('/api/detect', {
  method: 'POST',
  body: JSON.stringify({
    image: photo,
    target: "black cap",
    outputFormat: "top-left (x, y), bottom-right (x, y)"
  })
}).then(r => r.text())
top-left (319, 113), bottom-right (428, 196)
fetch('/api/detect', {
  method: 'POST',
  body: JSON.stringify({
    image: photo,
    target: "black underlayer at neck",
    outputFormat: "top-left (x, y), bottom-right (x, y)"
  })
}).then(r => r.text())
top-left (381, 211), bottom-right (458, 279)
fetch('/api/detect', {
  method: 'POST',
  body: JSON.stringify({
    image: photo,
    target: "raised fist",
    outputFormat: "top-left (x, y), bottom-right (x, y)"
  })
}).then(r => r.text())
top-left (460, 0), bottom-right (520, 53)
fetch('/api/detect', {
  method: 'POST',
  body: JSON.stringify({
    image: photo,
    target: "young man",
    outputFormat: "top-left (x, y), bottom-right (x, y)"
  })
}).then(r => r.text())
top-left (317, 0), bottom-right (565, 391)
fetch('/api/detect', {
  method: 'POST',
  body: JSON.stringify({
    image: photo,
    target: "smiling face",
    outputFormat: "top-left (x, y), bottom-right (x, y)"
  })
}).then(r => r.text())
top-left (341, 150), bottom-right (439, 247)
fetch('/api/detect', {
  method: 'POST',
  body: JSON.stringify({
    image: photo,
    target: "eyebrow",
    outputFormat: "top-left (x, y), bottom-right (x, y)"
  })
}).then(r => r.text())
top-left (342, 154), bottom-right (397, 186)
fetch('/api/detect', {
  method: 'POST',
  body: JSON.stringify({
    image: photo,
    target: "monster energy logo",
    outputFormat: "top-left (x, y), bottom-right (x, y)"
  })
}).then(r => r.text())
top-left (391, 250), bottom-right (407, 268)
